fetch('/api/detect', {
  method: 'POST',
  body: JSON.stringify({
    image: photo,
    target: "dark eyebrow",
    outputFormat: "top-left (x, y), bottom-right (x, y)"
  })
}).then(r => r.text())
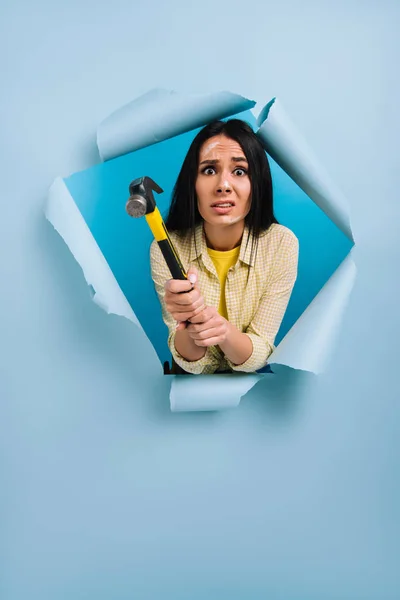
top-left (199, 156), bottom-right (248, 165)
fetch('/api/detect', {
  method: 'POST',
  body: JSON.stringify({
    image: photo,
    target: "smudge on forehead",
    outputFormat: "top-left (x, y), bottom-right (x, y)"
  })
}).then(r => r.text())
top-left (199, 136), bottom-right (245, 161)
top-left (200, 140), bottom-right (219, 158)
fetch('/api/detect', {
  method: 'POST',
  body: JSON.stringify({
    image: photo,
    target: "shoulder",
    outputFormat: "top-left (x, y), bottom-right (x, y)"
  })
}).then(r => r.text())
top-left (255, 224), bottom-right (299, 277)
top-left (255, 225), bottom-right (298, 283)
top-left (259, 223), bottom-right (298, 253)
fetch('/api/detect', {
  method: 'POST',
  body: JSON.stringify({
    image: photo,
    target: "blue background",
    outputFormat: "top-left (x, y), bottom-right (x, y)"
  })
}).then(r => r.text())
top-left (65, 109), bottom-right (352, 365)
top-left (1, 1), bottom-right (399, 599)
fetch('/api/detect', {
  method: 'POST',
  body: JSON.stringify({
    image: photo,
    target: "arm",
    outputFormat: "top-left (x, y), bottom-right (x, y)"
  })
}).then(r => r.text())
top-left (184, 232), bottom-right (299, 372)
top-left (186, 306), bottom-right (253, 364)
top-left (174, 323), bottom-right (207, 362)
top-left (225, 231), bottom-right (299, 372)
top-left (149, 240), bottom-right (219, 374)
top-left (218, 322), bottom-right (254, 366)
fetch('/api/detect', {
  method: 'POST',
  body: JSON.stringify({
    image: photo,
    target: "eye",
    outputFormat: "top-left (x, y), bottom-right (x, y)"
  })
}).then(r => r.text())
top-left (234, 167), bottom-right (248, 176)
top-left (201, 166), bottom-right (216, 175)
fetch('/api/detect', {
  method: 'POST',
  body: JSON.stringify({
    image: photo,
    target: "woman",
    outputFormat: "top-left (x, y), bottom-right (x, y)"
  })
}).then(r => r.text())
top-left (150, 119), bottom-right (298, 375)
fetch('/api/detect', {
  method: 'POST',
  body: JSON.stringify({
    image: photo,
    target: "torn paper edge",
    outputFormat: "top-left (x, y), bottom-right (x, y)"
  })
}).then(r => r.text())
top-left (45, 91), bottom-right (357, 412)
top-left (97, 88), bottom-right (256, 161)
top-left (255, 97), bottom-right (354, 242)
top-left (169, 373), bottom-right (263, 412)
top-left (269, 251), bottom-right (356, 373)
top-left (45, 177), bottom-right (141, 328)
top-left (252, 97), bottom-right (356, 374)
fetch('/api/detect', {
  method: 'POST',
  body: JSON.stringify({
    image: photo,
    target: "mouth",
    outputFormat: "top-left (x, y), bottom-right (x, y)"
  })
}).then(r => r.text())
top-left (210, 201), bottom-right (235, 214)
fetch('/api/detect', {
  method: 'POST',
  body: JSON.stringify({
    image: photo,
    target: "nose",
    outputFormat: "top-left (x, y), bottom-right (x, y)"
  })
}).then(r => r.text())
top-left (216, 175), bottom-right (232, 194)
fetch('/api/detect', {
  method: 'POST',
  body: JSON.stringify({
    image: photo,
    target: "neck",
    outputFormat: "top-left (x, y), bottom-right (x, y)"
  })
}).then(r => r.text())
top-left (204, 221), bottom-right (245, 251)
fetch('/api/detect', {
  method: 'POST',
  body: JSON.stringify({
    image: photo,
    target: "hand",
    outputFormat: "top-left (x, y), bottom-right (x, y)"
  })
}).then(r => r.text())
top-left (186, 306), bottom-right (230, 347)
top-left (164, 267), bottom-right (205, 330)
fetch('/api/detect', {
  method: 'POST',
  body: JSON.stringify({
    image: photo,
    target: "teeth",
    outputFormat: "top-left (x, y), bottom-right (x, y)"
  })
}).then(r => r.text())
top-left (214, 203), bottom-right (233, 207)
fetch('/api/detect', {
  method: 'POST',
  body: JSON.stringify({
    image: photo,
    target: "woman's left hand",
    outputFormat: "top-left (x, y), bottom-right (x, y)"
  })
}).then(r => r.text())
top-left (186, 306), bottom-right (230, 347)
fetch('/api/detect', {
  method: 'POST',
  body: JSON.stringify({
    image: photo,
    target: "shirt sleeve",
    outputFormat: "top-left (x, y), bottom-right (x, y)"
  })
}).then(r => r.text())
top-left (149, 240), bottom-right (220, 375)
top-left (226, 230), bottom-right (299, 373)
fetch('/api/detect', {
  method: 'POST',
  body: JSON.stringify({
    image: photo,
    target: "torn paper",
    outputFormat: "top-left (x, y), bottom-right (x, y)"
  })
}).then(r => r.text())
top-left (257, 98), bottom-right (353, 242)
top-left (98, 88), bottom-right (256, 161)
top-left (45, 88), bottom-right (355, 412)
top-left (255, 98), bottom-right (356, 375)
top-left (46, 177), bottom-right (141, 326)
top-left (170, 373), bottom-right (262, 413)
top-left (269, 251), bottom-right (356, 373)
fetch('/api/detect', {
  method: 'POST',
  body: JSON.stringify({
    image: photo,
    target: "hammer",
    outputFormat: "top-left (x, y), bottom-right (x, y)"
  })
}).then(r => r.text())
top-left (126, 176), bottom-right (187, 281)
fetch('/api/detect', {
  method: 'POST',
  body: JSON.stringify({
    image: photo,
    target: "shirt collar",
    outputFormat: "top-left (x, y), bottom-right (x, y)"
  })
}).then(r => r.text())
top-left (189, 223), bottom-right (255, 266)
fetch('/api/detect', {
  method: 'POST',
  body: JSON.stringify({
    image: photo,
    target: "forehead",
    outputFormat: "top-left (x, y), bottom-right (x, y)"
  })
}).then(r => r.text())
top-left (199, 134), bottom-right (245, 158)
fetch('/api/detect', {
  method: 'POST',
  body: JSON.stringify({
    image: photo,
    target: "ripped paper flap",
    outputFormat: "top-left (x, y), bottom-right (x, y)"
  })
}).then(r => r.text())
top-left (45, 89), bottom-right (355, 411)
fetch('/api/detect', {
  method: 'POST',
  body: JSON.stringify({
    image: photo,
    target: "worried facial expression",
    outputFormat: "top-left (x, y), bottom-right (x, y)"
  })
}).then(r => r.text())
top-left (195, 135), bottom-right (251, 228)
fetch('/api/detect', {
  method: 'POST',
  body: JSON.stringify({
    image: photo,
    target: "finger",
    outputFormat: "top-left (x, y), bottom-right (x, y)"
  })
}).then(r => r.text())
top-left (187, 306), bottom-right (216, 324)
top-left (190, 299), bottom-right (206, 316)
top-left (164, 279), bottom-right (193, 294)
top-left (170, 310), bottom-right (198, 322)
top-left (166, 288), bottom-right (201, 307)
top-left (194, 336), bottom-right (223, 347)
top-left (189, 324), bottom-right (223, 341)
top-left (187, 266), bottom-right (198, 285)
top-left (166, 298), bottom-right (195, 316)
top-left (175, 321), bottom-right (187, 331)
top-left (187, 318), bottom-right (218, 335)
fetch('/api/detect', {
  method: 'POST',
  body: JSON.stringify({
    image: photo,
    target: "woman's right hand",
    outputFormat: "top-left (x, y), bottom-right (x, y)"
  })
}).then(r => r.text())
top-left (164, 267), bottom-right (205, 330)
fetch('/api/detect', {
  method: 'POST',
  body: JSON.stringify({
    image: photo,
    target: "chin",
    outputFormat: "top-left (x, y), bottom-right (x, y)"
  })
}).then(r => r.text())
top-left (213, 214), bottom-right (244, 226)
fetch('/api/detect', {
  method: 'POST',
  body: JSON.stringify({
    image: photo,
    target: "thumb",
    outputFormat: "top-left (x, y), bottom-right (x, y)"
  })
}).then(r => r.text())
top-left (187, 266), bottom-right (198, 285)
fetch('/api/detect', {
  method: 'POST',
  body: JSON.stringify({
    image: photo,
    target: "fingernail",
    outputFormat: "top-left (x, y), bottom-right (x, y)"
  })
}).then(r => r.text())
top-left (188, 274), bottom-right (196, 284)
top-left (175, 321), bottom-right (180, 329)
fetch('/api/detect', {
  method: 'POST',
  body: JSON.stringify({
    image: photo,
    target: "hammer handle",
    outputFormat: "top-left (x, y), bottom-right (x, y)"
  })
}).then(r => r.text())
top-left (157, 238), bottom-right (187, 281)
top-left (145, 208), bottom-right (187, 280)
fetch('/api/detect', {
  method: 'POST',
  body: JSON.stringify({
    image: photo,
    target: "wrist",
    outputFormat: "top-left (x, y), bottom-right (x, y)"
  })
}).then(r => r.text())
top-left (175, 328), bottom-right (207, 362)
top-left (219, 322), bottom-right (253, 366)
top-left (219, 319), bottom-right (235, 352)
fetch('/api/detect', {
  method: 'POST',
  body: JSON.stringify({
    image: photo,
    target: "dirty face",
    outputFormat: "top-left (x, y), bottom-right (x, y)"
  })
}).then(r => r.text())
top-left (195, 134), bottom-right (251, 230)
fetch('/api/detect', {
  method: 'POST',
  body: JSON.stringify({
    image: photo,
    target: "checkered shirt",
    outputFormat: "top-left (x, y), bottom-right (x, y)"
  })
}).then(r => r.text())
top-left (150, 223), bottom-right (298, 374)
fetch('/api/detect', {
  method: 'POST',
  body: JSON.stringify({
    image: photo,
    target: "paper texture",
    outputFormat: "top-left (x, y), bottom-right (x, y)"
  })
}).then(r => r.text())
top-left (256, 98), bottom-right (355, 375)
top-left (98, 88), bottom-right (255, 161)
top-left (269, 251), bottom-right (356, 373)
top-left (45, 177), bottom-right (140, 326)
top-left (257, 98), bottom-right (354, 242)
top-left (45, 88), bottom-right (355, 412)
top-left (170, 373), bottom-right (262, 412)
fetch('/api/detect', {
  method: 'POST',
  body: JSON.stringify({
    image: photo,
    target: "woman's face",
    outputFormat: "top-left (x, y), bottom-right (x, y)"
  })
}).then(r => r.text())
top-left (195, 134), bottom-right (251, 228)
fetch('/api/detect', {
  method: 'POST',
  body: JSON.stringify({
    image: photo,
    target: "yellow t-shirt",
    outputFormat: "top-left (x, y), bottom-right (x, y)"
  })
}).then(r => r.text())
top-left (207, 245), bottom-right (240, 319)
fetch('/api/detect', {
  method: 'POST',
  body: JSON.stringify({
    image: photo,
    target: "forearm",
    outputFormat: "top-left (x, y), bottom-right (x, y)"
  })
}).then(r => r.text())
top-left (218, 321), bottom-right (253, 366)
top-left (174, 328), bottom-right (207, 362)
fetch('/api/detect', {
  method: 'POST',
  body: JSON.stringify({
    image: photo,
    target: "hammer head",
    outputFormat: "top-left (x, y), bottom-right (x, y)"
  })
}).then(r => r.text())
top-left (126, 194), bottom-right (147, 218)
top-left (126, 176), bottom-right (163, 218)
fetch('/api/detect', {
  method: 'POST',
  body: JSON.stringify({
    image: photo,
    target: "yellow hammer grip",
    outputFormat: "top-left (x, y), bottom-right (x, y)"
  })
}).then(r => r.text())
top-left (145, 208), bottom-right (187, 280)
top-left (145, 207), bottom-right (167, 242)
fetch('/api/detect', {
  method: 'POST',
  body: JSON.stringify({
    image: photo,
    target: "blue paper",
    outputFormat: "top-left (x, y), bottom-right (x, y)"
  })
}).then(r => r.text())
top-left (65, 109), bottom-right (352, 367)
top-left (46, 89), bottom-right (356, 411)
